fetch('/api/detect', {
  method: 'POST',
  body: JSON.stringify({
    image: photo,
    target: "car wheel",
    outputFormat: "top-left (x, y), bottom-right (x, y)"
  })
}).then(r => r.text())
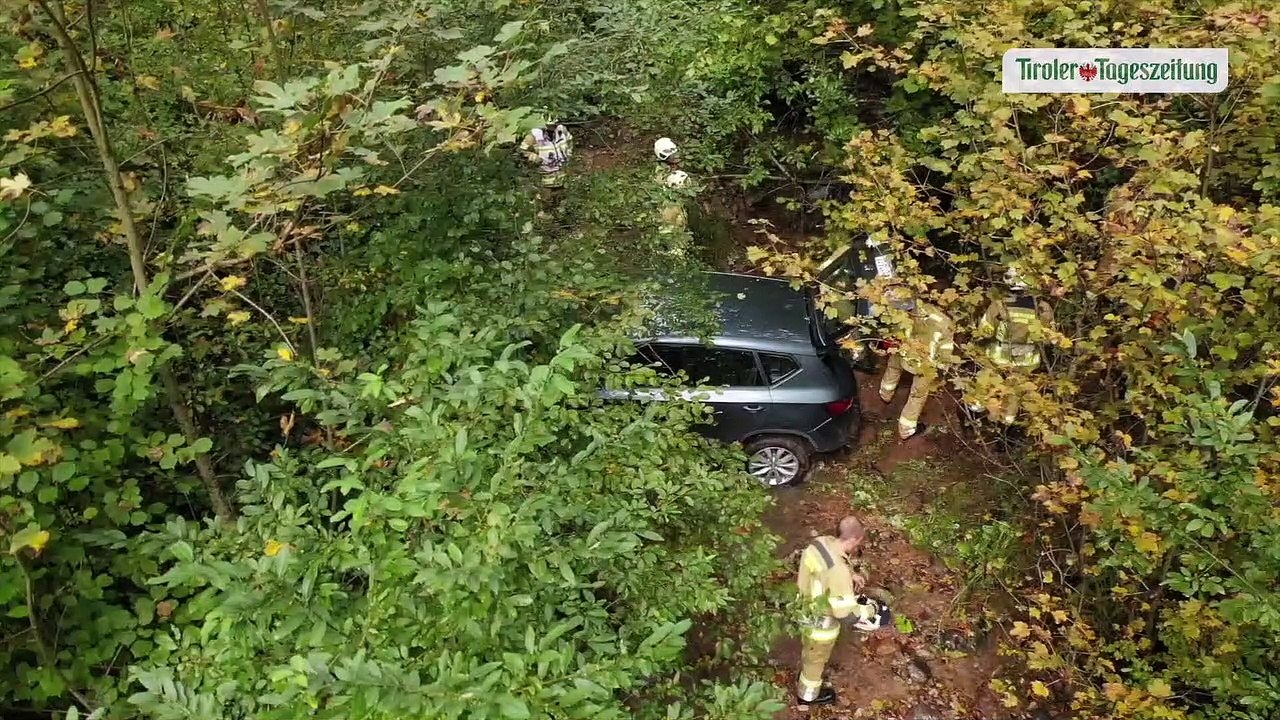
top-left (744, 435), bottom-right (812, 487)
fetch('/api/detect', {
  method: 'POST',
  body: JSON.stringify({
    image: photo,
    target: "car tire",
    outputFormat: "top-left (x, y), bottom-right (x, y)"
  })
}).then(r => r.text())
top-left (744, 435), bottom-right (812, 488)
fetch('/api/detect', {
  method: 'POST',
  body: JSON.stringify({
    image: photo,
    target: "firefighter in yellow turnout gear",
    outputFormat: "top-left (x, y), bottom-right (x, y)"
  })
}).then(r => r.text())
top-left (972, 269), bottom-right (1055, 424)
top-left (794, 516), bottom-right (888, 705)
top-left (879, 300), bottom-right (956, 440)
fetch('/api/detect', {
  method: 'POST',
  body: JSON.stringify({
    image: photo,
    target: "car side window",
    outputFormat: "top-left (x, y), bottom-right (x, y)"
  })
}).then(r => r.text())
top-left (652, 344), bottom-right (764, 386)
top-left (629, 344), bottom-right (674, 377)
top-left (760, 353), bottom-right (800, 384)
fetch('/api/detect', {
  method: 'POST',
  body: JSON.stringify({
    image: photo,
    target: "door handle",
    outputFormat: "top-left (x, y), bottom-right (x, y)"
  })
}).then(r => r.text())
top-left (743, 405), bottom-right (765, 413)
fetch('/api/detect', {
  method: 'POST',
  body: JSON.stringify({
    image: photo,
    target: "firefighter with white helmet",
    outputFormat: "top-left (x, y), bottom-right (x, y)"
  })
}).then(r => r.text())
top-left (654, 138), bottom-right (693, 238)
top-left (968, 263), bottom-right (1055, 424)
top-left (654, 137), bottom-right (679, 163)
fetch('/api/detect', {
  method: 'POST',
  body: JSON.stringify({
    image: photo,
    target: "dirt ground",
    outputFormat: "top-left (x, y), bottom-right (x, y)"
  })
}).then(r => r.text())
top-left (765, 369), bottom-right (1017, 720)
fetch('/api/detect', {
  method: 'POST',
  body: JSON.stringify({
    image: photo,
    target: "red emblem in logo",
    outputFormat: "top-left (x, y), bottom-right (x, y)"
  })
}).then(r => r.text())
top-left (1079, 63), bottom-right (1099, 82)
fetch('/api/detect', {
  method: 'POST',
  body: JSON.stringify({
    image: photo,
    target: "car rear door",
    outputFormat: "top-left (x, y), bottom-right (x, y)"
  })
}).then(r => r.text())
top-left (648, 342), bottom-right (772, 442)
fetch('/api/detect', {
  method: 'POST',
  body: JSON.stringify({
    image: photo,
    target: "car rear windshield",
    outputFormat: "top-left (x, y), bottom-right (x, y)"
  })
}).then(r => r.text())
top-left (804, 289), bottom-right (852, 348)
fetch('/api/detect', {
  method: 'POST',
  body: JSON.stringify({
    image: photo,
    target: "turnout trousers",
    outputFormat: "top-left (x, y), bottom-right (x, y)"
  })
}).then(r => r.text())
top-left (879, 354), bottom-right (936, 439)
top-left (797, 617), bottom-right (840, 701)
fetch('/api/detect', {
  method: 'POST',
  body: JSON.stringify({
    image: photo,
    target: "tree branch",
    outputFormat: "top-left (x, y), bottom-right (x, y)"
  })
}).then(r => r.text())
top-left (0, 71), bottom-right (87, 114)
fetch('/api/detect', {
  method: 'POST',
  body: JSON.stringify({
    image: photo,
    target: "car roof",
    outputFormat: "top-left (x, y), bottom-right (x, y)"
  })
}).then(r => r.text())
top-left (643, 272), bottom-right (819, 356)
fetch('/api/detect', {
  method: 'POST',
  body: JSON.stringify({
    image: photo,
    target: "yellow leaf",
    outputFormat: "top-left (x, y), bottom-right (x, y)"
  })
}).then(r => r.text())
top-left (856, 23), bottom-right (874, 37)
top-left (1147, 678), bottom-right (1173, 699)
top-left (264, 539), bottom-right (287, 557)
top-left (1052, 609), bottom-right (1069, 623)
top-left (220, 275), bottom-right (247, 292)
top-left (1136, 531), bottom-right (1161, 554)
top-left (48, 116), bottom-right (77, 138)
top-left (288, 316), bottom-right (310, 325)
top-left (154, 27), bottom-right (176, 41)
top-left (46, 417), bottom-right (81, 429)
top-left (227, 311), bottom-right (251, 326)
top-left (1070, 96), bottom-right (1091, 115)
top-left (1011, 621), bottom-right (1031, 639)
top-left (372, 185), bottom-right (401, 196)
top-left (353, 187), bottom-right (373, 197)
top-left (1031, 681), bottom-right (1050, 698)
top-left (277, 347), bottom-right (295, 362)
top-left (0, 173), bottom-right (32, 200)
top-left (135, 75), bottom-right (161, 91)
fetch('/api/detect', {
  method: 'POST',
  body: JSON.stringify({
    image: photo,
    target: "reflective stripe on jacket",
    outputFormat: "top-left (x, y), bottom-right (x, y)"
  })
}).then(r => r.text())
top-left (796, 537), bottom-right (858, 632)
top-left (979, 296), bottom-right (1043, 369)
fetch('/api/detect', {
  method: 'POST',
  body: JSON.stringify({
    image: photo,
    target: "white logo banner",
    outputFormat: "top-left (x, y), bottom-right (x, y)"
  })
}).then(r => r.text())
top-left (1002, 48), bottom-right (1228, 93)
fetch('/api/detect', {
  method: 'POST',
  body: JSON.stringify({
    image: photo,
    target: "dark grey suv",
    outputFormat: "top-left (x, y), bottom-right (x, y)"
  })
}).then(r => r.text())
top-left (614, 272), bottom-right (859, 486)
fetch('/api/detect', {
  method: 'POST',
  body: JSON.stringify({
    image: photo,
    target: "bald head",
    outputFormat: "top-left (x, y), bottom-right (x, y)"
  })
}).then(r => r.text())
top-left (838, 515), bottom-right (865, 553)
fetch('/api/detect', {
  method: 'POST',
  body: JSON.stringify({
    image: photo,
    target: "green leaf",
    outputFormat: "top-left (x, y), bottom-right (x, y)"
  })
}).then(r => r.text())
top-left (52, 461), bottom-right (75, 483)
top-left (0, 453), bottom-right (20, 476)
top-left (137, 294), bottom-right (167, 320)
top-left (497, 694), bottom-right (530, 719)
top-left (135, 597), bottom-right (156, 625)
top-left (252, 78), bottom-right (319, 112)
top-left (64, 280), bottom-right (86, 296)
top-left (1181, 329), bottom-right (1197, 359)
top-left (494, 21), bottom-right (524, 43)
top-left (434, 65), bottom-right (471, 84)
top-left (457, 45), bottom-right (496, 65)
top-left (190, 437), bottom-right (213, 454)
top-left (171, 541), bottom-right (194, 563)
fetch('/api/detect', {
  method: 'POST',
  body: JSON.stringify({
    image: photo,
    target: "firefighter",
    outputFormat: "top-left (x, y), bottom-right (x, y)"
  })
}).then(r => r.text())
top-left (970, 267), bottom-right (1055, 424)
top-left (795, 516), bottom-right (889, 705)
top-left (879, 294), bottom-right (956, 440)
top-left (654, 138), bottom-right (694, 245)
top-left (521, 124), bottom-right (573, 213)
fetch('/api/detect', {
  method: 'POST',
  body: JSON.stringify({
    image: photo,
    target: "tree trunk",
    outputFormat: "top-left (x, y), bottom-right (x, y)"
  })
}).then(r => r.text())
top-left (37, 0), bottom-right (234, 521)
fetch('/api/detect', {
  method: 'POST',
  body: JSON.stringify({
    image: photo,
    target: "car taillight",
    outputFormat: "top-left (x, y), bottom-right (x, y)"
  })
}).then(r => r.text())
top-left (825, 397), bottom-right (855, 417)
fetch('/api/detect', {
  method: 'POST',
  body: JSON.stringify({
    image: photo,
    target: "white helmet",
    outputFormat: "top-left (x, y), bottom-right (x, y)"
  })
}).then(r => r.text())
top-left (654, 137), bottom-right (679, 162)
top-left (664, 170), bottom-right (690, 188)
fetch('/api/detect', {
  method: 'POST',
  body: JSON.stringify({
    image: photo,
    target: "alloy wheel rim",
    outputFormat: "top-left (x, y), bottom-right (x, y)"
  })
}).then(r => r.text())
top-left (748, 446), bottom-right (800, 486)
